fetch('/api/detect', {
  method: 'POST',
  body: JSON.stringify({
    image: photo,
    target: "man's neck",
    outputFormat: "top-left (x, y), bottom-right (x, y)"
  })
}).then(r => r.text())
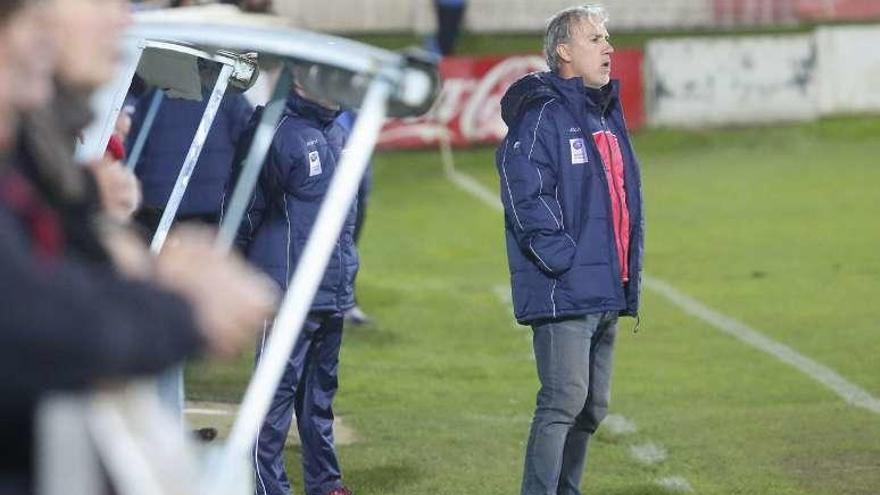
top-left (556, 68), bottom-right (603, 90)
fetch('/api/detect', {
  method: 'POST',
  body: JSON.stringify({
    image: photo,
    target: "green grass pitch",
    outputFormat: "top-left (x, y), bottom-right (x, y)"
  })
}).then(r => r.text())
top-left (187, 116), bottom-right (880, 494)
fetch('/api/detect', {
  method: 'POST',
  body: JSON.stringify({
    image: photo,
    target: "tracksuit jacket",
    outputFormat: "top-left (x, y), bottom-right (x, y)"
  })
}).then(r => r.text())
top-left (233, 92), bottom-right (358, 311)
top-left (496, 71), bottom-right (644, 324)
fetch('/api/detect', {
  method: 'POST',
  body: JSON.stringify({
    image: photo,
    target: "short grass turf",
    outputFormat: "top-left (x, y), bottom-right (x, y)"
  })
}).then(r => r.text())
top-left (187, 116), bottom-right (880, 494)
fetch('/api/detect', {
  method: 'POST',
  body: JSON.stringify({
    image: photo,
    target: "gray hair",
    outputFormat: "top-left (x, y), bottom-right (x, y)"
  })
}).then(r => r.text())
top-left (544, 4), bottom-right (609, 73)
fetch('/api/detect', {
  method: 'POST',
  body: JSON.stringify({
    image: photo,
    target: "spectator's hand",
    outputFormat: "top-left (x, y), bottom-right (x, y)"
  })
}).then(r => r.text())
top-left (87, 158), bottom-right (141, 222)
top-left (100, 224), bottom-right (154, 279)
top-left (155, 226), bottom-right (278, 358)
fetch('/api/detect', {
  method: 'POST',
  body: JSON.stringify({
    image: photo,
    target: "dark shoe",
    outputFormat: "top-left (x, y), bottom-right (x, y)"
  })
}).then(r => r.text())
top-left (344, 306), bottom-right (372, 326)
top-left (326, 487), bottom-right (353, 495)
top-left (192, 427), bottom-right (217, 443)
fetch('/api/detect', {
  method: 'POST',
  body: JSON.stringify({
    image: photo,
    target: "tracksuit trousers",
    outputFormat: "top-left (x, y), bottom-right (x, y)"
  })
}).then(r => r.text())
top-left (253, 312), bottom-right (344, 495)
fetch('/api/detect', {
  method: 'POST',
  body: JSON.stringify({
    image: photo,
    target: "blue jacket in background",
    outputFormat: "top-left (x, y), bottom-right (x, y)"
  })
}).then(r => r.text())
top-left (496, 72), bottom-right (644, 324)
top-left (128, 89), bottom-right (254, 216)
top-left (233, 93), bottom-right (358, 313)
top-left (334, 110), bottom-right (373, 242)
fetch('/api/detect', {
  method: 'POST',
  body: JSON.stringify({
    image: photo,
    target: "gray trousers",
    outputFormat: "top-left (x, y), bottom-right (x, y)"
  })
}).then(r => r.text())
top-left (521, 311), bottom-right (618, 495)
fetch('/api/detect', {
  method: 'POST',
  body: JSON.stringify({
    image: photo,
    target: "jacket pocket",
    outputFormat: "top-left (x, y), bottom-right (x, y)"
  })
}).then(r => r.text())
top-left (510, 267), bottom-right (554, 321)
top-left (554, 263), bottom-right (617, 312)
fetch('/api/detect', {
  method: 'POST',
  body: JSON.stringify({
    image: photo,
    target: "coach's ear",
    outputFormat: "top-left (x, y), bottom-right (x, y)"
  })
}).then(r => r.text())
top-left (556, 43), bottom-right (573, 64)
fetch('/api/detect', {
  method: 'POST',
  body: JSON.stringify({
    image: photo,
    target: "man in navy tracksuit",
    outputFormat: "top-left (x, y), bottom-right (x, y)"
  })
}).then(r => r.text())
top-left (495, 6), bottom-right (644, 494)
top-left (234, 77), bottom-right (357, 495)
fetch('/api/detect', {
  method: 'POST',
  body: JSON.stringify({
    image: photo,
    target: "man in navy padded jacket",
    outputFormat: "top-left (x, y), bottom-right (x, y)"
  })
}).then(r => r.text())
top-left (128, 82), bottom-right (254, 232)
top-left (495, 5), bottom-right (644, 494)
top-left (233, 66), bottom-right (357, 495)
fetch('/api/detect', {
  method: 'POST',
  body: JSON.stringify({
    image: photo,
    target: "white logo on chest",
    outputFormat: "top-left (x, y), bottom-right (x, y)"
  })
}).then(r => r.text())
top-left (308, 151), bottom-right (322, 176)
top-left (569, 138), bottom-right (588, 164)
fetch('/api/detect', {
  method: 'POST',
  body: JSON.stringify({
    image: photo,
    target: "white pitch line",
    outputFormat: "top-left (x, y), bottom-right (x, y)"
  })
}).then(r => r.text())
top-left (492, 284), bottom-right (512, 305)
top-left (492, 284), bottom-right (534, 361)
top-left (656, 476), bottom-right (694, 493)
top-left (184, 408), bottom-right (233, 416)
top-left (602, 414), bottom-right (638, 436)
top-left (448, 164), bottom-right (533, 350)
top-left (463, 413), bottom-right (532, 424)
top-left (630, 442), bottom-right (667, 465)
top-left (643, 276), bottom-right (880, 415)
top-left (443, 164), bottom-right (880, 416)
top-left (444, 164), bottom-right (503, 212)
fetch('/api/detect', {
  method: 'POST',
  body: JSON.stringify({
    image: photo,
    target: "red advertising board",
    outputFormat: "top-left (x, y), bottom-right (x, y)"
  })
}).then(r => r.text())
top-left (378, 50), bottom-right (644, 150)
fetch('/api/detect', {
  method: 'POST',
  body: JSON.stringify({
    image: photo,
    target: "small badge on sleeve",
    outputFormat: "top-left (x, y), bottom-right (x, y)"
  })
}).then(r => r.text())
top-left (569, 138), bottom-right (588, 165)
top-left (308, 150), bottom-right (322, 176)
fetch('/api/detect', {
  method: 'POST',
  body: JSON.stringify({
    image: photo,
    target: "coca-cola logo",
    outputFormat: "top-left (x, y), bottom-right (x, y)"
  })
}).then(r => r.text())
top-left (459, 55), bottom-right (546, 141)
top-left (379, 55), bottom-right (547, 148)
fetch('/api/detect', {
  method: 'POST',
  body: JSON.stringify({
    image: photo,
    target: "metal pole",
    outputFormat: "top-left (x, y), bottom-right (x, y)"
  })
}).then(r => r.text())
top-left (36, 396), bottom-right (103, 495)
top-left (148, 64), bottom-right (234, 420)
top-left (87, 394), bottom-right (167, 495)
top-left (126, 90), bottom-right (165, 171)
top-left (150, 63), bottom-right (234, 254)
top-left (202, 74), bottom-right (394, 494)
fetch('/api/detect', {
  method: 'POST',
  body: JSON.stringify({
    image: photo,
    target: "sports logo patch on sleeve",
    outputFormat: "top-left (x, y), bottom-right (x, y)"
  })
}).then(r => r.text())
top-left (308, 150), bottom-right (322, 176)
top-left (569, 138), bottom-right (588, 164)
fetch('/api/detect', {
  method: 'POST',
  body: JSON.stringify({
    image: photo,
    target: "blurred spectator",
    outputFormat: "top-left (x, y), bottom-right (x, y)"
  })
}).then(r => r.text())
top-left (0, 0), bottom-right (277, 491)
top-left (87, 157), bottom-right (142, 223)
top-left (95, 106), bottom-right (142, 222)
top-left (0, 0), bottom-right (54, 151)
top-left (234, 66), bottom-right (357, 495)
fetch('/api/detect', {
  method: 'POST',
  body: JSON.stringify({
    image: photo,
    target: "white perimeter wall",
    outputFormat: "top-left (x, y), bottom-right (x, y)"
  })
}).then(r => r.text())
top-left (645, 35), bottom-right (818, 127)
top-left (815, 25), bottom-right (880, 115)
top-left (272, 0), bottom-right (715, 33)
top-left (645, 25), bottom-right (880, 127)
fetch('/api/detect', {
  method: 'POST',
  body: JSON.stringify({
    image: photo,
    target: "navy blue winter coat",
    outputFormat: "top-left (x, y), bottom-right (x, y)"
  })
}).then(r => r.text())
top-left (233, 93), bottom-right (358, 313)
top-left (496, 72), bottom-right (644, 324)
top-left (129, 89), bottom-right (254, 216)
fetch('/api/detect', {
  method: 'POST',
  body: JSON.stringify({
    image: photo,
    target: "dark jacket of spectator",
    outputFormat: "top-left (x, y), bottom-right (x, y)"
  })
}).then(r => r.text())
top-left (128, 88), bottom-right (253, 218)
top-left (0, 86), bottom-right (204, 494)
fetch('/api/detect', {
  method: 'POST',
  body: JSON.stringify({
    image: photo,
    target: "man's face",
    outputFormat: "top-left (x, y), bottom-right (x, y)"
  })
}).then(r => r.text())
top-left (557, 18), bottom-right (614, 88)
top-left (1, 3), bottom-right (56, 111)
top-left (0, 3), bottom-right (56, 149)
top-left (49, 0), bottom-right (132, 90)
